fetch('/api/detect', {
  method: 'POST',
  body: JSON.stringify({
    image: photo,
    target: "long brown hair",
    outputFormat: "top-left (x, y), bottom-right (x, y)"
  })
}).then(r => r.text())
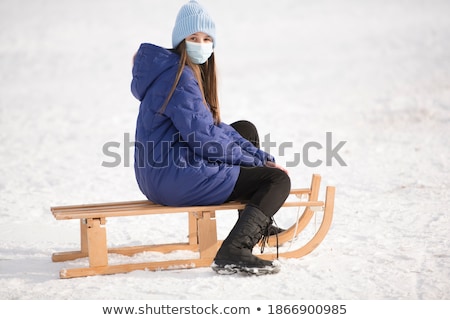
top-left (160, 40), bottom-right (221, 124)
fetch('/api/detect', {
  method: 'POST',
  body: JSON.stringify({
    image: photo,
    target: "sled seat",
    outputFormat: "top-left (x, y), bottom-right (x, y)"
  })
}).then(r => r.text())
top-left (51, 174), bottom-right (335, 279)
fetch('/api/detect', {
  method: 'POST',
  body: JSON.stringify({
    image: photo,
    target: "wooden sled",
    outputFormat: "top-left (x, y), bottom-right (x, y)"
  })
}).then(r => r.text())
top-left (51, 174), bottom-right (335, 279)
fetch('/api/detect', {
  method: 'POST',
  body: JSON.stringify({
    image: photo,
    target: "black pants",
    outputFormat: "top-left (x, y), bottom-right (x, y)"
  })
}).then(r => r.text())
top-left (227, 121), bottom-right (291, 217)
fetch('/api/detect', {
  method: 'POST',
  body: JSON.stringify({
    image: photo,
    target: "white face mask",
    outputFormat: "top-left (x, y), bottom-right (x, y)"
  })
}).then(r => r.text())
top-left (185, 41), bottom-right (213, 64)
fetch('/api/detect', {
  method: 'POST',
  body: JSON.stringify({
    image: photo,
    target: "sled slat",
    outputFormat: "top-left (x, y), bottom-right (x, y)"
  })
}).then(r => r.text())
top-left (52, 200), bottom-right (324, 220)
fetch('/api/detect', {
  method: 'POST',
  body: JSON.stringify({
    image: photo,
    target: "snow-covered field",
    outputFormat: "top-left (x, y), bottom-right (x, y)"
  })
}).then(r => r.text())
top-left (1, 0), bottom-right (449, 305)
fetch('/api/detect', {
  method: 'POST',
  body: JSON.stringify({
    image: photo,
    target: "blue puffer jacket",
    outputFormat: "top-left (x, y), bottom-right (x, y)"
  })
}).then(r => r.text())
top-left (131, 43), bottom-right (274, 206)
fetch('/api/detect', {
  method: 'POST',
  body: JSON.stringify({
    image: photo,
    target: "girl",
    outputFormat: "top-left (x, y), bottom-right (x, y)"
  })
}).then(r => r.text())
top-left (131, 0), bottom-right (290, 275)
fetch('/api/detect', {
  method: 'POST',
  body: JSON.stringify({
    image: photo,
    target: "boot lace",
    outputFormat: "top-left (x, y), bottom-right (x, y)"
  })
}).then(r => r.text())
top-left (259, 218), bottom-right (280, 259)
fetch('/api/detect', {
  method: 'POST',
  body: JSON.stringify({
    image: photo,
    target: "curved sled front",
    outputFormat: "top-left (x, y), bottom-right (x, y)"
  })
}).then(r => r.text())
top-left (258, 185), bottom-right (335, 260)
top-left (266, 174), bottom-right (322, 247)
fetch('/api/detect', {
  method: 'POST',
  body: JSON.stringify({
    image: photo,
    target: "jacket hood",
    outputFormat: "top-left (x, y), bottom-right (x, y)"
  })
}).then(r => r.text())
top-left (131, 43), bottom-right (180, 101)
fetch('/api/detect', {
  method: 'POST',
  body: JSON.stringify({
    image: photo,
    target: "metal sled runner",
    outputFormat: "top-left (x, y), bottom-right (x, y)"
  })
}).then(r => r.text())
top-left (51, 174), bottom-right (335, 279)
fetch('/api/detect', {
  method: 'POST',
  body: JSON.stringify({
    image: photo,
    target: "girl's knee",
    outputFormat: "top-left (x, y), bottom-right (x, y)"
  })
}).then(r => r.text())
top-left (231, 120), bottom-right (257, 131)
top-left (271, 169), bottom-right (291, 196)
top-left (230, 120), bottom-right (260, 147)
top-left (279, 171), bottom-right (291, 195)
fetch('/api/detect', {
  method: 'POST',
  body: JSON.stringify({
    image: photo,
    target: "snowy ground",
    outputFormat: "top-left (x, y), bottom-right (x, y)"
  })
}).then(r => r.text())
top-left (1, 0), bottom-right (449, 303)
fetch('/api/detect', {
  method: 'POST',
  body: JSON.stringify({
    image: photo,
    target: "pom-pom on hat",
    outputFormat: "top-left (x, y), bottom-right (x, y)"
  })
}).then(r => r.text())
top-left (172, 0), bottom-right (216, 48)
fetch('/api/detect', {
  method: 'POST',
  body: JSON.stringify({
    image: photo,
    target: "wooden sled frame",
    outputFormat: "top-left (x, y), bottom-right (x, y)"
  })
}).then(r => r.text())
top-left (51, 174), bottom-right (335, 279)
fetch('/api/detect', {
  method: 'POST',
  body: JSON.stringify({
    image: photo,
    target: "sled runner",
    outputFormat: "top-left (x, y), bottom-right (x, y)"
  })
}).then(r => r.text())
top-left (51, 174), bottom-right (335, 279)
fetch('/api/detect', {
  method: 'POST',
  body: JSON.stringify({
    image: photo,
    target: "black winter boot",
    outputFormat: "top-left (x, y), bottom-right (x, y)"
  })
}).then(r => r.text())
top-left (212, 205), bottom-right (281, 275)
top-left (238, 209), bottom-right (285, 236)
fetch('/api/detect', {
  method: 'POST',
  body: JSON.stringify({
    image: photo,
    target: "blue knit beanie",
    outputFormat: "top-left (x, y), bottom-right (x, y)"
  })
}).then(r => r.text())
top-left (172, 0), bottom-right (216, 48)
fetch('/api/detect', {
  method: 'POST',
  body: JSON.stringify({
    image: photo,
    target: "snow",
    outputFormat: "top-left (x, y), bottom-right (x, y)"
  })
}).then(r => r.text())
top-left (1, 0), bottom-right (449, 303)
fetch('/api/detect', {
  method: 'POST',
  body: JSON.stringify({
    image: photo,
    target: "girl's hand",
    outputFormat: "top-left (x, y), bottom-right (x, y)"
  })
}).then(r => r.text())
top-left (265, 161), bottom-right (289, 175)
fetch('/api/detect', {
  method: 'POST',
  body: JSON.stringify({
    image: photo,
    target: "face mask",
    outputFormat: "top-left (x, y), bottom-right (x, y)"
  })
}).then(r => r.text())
top-left (185, 41), bottom-right (213, 64)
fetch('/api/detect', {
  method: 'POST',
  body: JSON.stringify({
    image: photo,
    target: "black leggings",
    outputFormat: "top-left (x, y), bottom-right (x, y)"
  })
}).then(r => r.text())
top-left (227, 121), bottom-right (291, 217)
